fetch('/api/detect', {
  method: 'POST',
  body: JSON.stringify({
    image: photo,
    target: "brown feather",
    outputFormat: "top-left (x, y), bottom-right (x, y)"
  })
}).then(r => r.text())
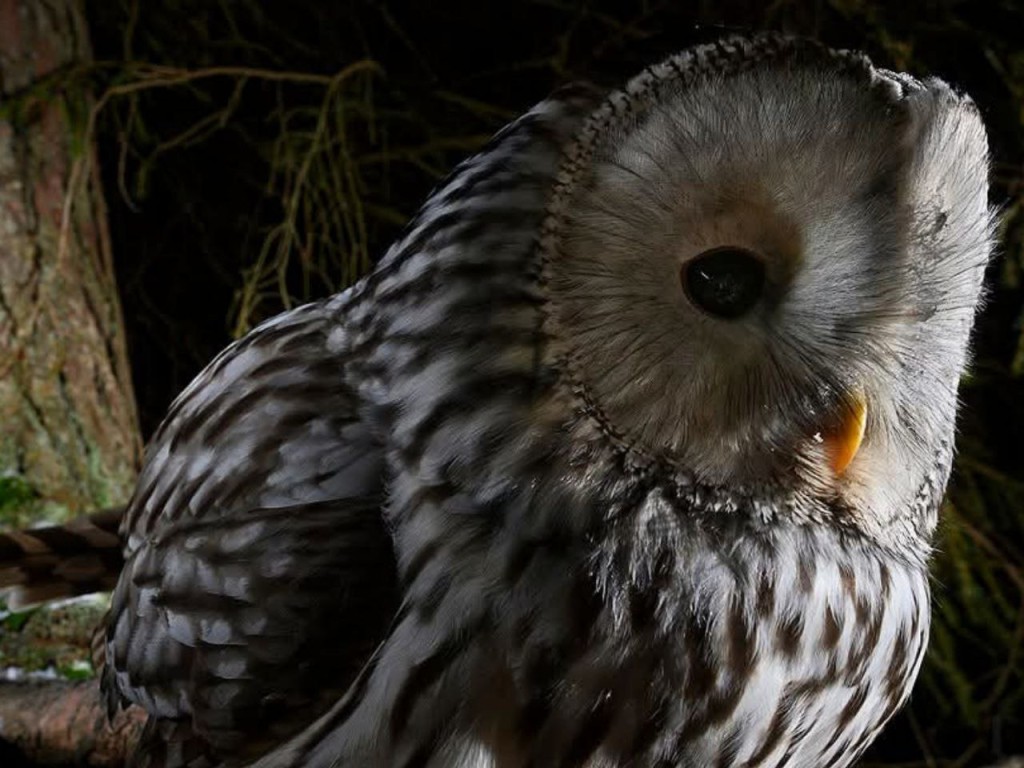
top-left (0, 508), bottom-right (123, 607)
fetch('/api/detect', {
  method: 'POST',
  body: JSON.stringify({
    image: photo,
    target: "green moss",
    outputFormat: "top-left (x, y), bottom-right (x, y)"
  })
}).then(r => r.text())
top-left (0, 598), bottom-right (106, 677)
top-left (58, 658), bottom-right (95, 681)
top-left (1, 604), bottom-right (36, 633)
top-left (84, 439), bottom-right (133, 510)
top-left (0, 475), bottom-right (36, 511)
top-left (0, 475), bottom-right (40, 527)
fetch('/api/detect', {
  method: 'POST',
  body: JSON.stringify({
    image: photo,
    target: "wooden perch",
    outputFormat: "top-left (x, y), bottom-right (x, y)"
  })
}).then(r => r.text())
top-left (0, 679), bottom-right (144, 766)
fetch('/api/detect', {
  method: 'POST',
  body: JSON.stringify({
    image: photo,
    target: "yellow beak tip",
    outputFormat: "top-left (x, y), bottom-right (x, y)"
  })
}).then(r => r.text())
top-left (823, 395), bottom-right (868, 477)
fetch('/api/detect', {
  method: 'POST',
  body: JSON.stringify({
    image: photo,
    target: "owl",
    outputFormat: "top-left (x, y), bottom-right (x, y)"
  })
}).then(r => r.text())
top-left (0, 34), bottom-right (992, 768)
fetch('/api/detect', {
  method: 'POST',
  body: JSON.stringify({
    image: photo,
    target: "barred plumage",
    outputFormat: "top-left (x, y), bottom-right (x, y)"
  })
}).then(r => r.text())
top-left (0, 508), bottom-right (122, 607)
top-left (1, 33), bottom-right (992, 768)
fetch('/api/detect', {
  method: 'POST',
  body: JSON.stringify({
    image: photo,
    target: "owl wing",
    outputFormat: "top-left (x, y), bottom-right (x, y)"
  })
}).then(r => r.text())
top-left (102, 296), bottom-right (397, 766)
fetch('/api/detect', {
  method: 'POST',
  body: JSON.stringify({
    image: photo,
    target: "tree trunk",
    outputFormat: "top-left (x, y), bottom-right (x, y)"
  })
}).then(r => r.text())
top-left (0, 0), bottom-right (140, 525)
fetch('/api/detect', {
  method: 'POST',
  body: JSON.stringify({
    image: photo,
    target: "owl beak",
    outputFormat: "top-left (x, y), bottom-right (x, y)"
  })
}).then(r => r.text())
top-left (822, 392), bottom-right (868, 477)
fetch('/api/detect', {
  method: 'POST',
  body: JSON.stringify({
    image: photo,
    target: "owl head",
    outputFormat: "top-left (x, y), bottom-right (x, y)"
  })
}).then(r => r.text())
top-left (543, 36), bottom-right (993, 542)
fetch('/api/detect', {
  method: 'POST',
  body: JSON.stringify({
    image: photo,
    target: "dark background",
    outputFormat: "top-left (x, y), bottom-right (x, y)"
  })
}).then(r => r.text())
top-left (80, 2), bottom-right (1024, 766)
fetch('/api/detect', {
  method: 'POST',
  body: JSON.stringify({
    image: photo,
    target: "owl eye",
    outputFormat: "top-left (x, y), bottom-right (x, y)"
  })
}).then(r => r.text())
top-left (681, 247), bottom-right (766, 319)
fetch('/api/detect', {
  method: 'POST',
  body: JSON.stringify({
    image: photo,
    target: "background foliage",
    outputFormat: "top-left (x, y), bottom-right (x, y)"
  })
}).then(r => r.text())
top-left (62, 1), bottom-right (1024, 765)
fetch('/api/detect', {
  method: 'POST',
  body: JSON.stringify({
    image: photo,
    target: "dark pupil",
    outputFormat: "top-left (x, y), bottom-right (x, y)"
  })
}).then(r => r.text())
top-left (682, 247), bottom-right (765, 319)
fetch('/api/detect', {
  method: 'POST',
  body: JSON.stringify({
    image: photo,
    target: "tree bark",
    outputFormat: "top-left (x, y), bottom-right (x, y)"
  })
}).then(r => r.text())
top-left (0, 0), bottom-right (140, 525)
top-left (0, 2), bottom-right (139, 760)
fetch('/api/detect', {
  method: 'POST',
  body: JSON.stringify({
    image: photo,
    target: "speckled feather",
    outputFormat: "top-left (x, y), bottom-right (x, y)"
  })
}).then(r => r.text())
top-left (0, 33), bottom-right (990, 768)
top-left (249, 37), bottom-right (987, 767)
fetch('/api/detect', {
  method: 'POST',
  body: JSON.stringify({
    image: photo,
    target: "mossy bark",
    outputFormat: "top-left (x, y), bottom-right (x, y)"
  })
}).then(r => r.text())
top-left (0, 0), bottom-right (140, 526)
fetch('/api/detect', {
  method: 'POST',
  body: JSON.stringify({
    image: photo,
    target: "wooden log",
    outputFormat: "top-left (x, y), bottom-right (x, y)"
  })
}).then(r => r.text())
top-left (0, 679), bottom-right (143, 766)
